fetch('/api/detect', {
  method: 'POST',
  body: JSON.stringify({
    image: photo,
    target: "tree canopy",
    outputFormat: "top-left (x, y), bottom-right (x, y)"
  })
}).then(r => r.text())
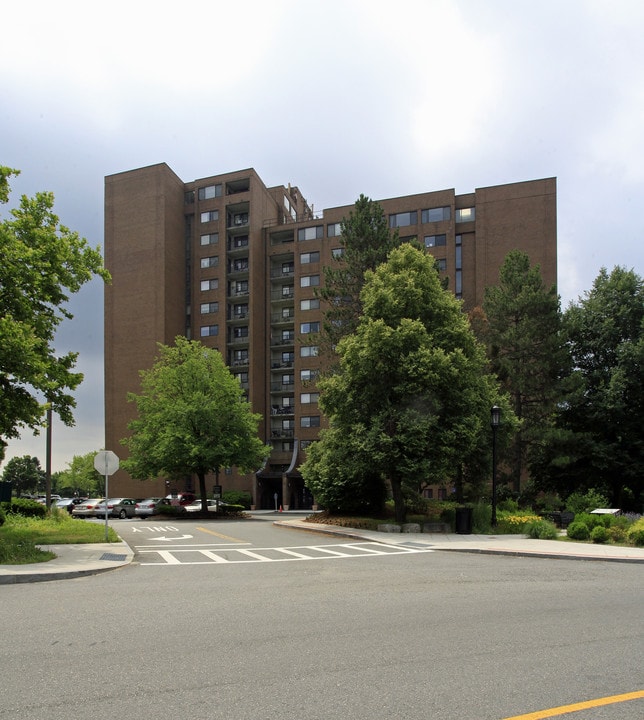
top-left (480, 250), bottom-right (567, 493)
top-left (54, 451), bottom-right (104, 497)
top-left (122, 337), bottom-right (269, 508)
top-left (316, 194), bottom-right (409, 355)
top-left (535, 266), bottom-right (644, 507)
top-left (0, 455), bottom-right (45, 496)
top-left (302, 244), bottom-right (514, 522)
top-left (0, 166), bottom-right (109, 460)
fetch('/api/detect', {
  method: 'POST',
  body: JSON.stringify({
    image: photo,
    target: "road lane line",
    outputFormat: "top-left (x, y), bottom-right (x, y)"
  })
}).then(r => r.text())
top-left (503, 690), bottom-right (644, 719)
top-left (196, 526), bottom-right (248, 542)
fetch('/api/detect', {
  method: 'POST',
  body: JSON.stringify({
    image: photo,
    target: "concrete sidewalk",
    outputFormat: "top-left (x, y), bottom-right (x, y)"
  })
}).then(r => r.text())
top-left (2, 518), bottom-right (643, 584)
top-left (273, 517), bottom-right (644, 564)
top-left (0, 541), bottom-right (134, 584)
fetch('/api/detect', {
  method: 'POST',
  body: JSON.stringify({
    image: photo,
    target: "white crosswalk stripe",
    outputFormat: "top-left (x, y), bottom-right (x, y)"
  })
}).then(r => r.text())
top-left (137, 541), bottom-right (433, 566)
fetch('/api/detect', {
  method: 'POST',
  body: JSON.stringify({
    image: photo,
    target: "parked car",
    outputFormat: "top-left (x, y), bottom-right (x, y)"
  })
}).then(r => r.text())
top-left (164, 492), bottom-right (197, 506)
top-left (94, 498), bottom-right (136, 518)
top-left (184, 499), bottom-right (228, 512)
top-left (111, 498), bottom-right (138, 519)
top-left (72, 498), bottom-right (105, 518)
top-left (134, 497), bottom-right (163, 519)
top-left (55, 497), bottom-right (88, 514)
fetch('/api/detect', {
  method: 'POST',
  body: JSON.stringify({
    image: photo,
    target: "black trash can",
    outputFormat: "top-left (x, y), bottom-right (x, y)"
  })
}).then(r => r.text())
top-left (455, 506), bottom-right (473, 534)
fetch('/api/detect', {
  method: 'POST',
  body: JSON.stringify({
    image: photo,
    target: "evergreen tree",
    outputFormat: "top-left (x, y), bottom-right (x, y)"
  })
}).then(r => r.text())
top-left (480, 250), bottom-right (566, 494)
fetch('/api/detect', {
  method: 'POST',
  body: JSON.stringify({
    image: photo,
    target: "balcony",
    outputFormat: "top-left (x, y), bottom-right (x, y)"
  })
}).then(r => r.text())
top-left (271, 288), bottom-right (295, 302)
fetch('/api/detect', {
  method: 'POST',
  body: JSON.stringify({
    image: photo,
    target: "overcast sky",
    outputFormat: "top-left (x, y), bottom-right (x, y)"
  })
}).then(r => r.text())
top-left (2, 0), bottom-right (643, 473)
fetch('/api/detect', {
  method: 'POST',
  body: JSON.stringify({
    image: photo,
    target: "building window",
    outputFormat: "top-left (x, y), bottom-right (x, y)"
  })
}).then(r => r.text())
top-left (301, 368), bottom-right (319, 382)
top-left (200, 302), bottom-right (219, 314)
top-left (234, 326), bottom-right (249, 339)
top-left (232, 258), bottom-right (249, 272)
top-left (234, 371), bottom-right (248, 385)
top-left (300, 392), bottom-right (319, 404)
top-left (456, 207), bottom-right (475, 223)
top-left (300, 298), bottom-right (320, 311)
top-left (200, 210), bottom-right (219, 223)
top-left (327, 222), bottom-right (342, 237)
top-left (297, 225), bottom-right (324, 241)
top-left (332, 247), bottom-right (344, 259)
top-left (421, 206), bottom-right (451, 223)
top-left (389, 211), bottom-right (417, 228)
top-left (300, 322), bottom-right (320, 334)
top-left (424, 234), bottom-right (447, 248)
top-left (200, 279), bottom-right (219, 291)
top-left (300, 251), bottom-right (320, 264)
top-left (232, 235), bottom-right (249, 249)
top-left (232, 349), bottom-right (248, 365)
top-left (455, 270), bottom-right (462, 297)
top-left (300, 275), bottom-right (320, 288)
top-left (200, 325), bottom-right (219, 337)
top-left (233, 303), bottom-right (248, 318)
top-left (436, 258), bottom-right (447, 272)
top-left (185, 190), bottom-right (195, 204)
top-left (300, 415), bottom-right (320, 428)
top-left (282, 374), bottom-right (294, 386)
top-left (198, 184), bottom-right (222, 200)
top-left (200, 256), bottom-right (219, 269)
top-left (200, 233), bottom-right (219, 246)
top-left (282, 351), bottom-right (294, 364)
top-left (300, 345), bottom-right (319, 357)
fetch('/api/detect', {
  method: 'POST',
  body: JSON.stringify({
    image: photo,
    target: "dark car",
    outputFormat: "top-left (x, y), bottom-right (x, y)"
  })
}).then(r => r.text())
top-left (111, 498), bottom-right (138, 519)
top-left (55, 497), bottom-right (88, 514)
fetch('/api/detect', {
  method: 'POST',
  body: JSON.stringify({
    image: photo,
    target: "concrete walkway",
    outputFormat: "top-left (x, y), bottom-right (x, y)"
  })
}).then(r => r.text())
top-left (1, 517), bottom-right (643, 584)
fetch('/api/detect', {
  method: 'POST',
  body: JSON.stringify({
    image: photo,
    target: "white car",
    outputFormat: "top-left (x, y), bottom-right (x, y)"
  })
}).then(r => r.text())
top-left (72, 498), bottom-right (105, 518)
top-left (184, 499), bottom-right (227, 512)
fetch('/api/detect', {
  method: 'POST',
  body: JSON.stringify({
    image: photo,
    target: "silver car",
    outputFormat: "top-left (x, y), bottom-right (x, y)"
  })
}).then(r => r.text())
top-left (134, 497), bottom-right (163, 519)
top-left (72, 498), bottom-right (105, 518)
top-left (94, 498), bottom-right (135, 518)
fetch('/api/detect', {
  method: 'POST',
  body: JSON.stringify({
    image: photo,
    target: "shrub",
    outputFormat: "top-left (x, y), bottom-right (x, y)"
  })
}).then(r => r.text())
top-left (526, 519), bottom-right (559, 540)
top-left (609, 526), bottom-right (627, 544)
top-left (574, 512), bottom-right (605, 531)
top-left (567, 521), bottom-right (590, 541)
top-left (471, 502), bottom-right (492, 534)
top-left (0, 506), bottom-right (5, 526)
top-left (498, 498), bottom-right (519, 513)
top-left (222, 491), bottom-right (252, 509)
top-left (627, 519), bottom-right (644, 547)
top-left (564, 489), bottom-right (609, 515)
top-left (155, 503), bottom-right (186, 516)
top-left (7, 498), bottom-right (47, 518)
top-left (590, 525), bottom-right (609, 544)
top-left (496, 512), bottom-right (541, 534)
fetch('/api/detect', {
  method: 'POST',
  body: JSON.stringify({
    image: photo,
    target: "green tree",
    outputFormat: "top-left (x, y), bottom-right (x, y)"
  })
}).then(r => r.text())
top-left (548, 267), bottom-right (644, 507)
top-left (316, 194), bottom-right (409, 355)
top-left (122, 337), bottom-right (270, 510)
top-left (0, 166), bottom-right (110, 460)
top-left (480, 250), bottom-right (566, 494)
top-left (55, 451), bottom-right (104, 497)
top-left (302, 245), bottom-right (514, 522)
top-left (1, 455), bottom-right (45, 496)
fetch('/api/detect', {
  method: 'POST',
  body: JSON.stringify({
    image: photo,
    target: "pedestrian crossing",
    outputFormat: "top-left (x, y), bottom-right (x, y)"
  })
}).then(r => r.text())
top-left (137, 541), bottom-right (434, 566)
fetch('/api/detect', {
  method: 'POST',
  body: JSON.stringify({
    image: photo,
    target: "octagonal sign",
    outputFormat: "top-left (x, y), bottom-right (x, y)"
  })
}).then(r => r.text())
top-left (94, 450), bottom-right (120, 476)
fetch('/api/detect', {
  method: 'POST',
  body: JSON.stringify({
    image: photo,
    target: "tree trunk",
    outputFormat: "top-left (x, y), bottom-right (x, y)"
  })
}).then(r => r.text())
top-left (198, 472), bottom-right (208, 511)
top-left (391, 477), bottom-right (406, 524)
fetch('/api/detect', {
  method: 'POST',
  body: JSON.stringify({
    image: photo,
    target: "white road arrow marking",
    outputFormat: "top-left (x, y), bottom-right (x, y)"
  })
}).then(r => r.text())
top-left (152, 535), bottom-right (193, 542)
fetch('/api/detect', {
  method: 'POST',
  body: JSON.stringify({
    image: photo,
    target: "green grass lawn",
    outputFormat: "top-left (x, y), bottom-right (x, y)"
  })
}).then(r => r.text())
top-left (0, 511), bottom-right (120, 565)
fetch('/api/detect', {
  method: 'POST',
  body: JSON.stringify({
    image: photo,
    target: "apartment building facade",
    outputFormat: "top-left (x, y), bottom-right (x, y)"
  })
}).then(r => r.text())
top-left (104, 163), bottom-right (556, 508)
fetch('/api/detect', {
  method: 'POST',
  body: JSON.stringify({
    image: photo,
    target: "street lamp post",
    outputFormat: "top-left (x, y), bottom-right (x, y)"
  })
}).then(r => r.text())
top-left (490, 405), bottom-right (501, 527)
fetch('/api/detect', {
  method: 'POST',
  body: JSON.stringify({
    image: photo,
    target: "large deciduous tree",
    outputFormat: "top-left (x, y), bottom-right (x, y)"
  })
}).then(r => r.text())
top-left (55, 451), bottom-right (104, 497)
top-left (543, 267), bottom-right (643, 507)
top-left (480, 250), bottom-right (566, 494)
top-left (122, 337), bottom-right (270, 509)
top-left (0, 166), bottom-right (109, 460)
top-left (0, 455), bottom-right (45, 496)
top-left (302, 244), bottom-right (514, 522)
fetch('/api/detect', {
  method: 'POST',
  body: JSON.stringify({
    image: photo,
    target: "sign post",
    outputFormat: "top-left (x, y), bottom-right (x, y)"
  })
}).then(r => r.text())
top-left (94, 451), bottom-right (120, 542)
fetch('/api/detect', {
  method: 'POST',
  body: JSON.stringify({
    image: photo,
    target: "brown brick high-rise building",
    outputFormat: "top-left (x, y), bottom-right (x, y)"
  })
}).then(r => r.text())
top-left (104, 164), bottom-right (556, 508)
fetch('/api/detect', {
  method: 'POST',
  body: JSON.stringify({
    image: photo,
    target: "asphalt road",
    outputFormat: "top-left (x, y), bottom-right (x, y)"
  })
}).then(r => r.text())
top-left (2, 516), bottom-right (643, 720)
